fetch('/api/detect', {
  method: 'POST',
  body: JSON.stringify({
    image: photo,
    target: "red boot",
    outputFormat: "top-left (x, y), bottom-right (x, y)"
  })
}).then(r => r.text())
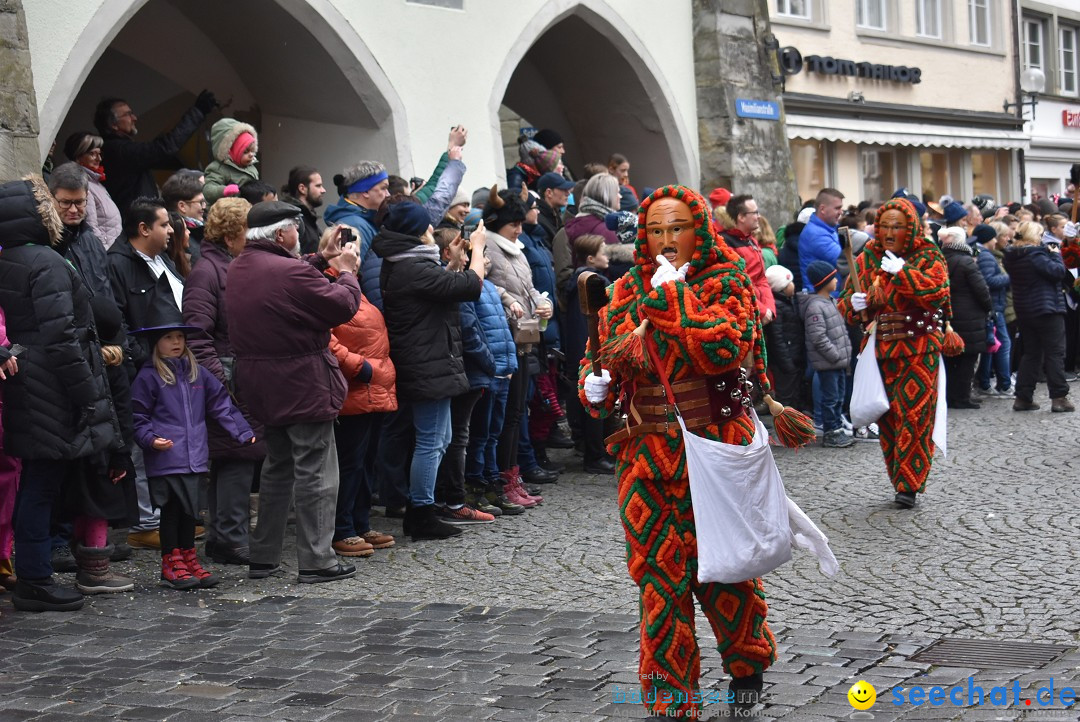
top-left (508, 466), bottom-right (543, 505)
top-left (181, 548), bottom-right (221, 588)
top-left (160, 549), bottom-right (200, 590)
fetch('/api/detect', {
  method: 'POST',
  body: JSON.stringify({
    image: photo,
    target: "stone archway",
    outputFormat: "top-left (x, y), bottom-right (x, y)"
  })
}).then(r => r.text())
top-left (491, 0), bottom-right (697, 191)
top-left (38, 0), bottom-right (408, 186)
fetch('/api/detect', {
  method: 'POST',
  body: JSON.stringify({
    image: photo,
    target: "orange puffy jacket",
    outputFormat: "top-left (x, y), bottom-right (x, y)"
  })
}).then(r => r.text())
top-left (327, 281), bottom-right (398, 417)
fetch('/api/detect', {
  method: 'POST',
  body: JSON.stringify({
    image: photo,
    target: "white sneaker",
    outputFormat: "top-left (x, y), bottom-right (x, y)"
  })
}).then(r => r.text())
top-left (853, 426), bottom-right (880, 441)
top-left (841, 415), bottom-right (853, 432)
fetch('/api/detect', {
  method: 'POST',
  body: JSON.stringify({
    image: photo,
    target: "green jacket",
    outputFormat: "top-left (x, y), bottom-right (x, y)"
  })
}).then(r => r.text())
top-left (203, 118), bottom-right (259, 206)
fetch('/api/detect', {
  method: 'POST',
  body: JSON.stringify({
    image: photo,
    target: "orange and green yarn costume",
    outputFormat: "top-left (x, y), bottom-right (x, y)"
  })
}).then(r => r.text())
top-left (838, 198), bottom-right (951, 494)
top-left (578, 186), bottom-right (776, 717)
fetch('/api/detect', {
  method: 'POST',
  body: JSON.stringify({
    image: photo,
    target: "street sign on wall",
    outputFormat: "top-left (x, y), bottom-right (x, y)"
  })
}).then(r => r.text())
top-left (735, 99), bottom-right (780, 120)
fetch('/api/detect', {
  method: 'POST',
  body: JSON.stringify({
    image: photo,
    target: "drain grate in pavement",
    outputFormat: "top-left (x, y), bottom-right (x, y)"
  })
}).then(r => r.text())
top-left (910, 638), bottom-right (1072, 669)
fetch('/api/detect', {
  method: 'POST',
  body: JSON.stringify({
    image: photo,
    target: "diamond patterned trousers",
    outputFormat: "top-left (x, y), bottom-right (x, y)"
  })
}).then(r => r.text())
top-left (878, 354), bottom-right (939, 493)
top-left (616, 419), bottom-right (776, 717)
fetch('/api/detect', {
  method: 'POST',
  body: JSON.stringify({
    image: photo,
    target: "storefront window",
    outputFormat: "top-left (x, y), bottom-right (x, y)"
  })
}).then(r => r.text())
top-left (971, 151), bottom-right (1000, 199)
top-left (861, 148), bottom-right (897, 204)
top-left (920, 151), bottom-right (950, 203)
top-left (790, 138), bottom-right (829, 204)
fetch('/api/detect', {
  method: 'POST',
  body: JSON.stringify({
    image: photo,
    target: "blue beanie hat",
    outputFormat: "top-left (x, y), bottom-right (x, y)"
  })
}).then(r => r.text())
top-left (383, 201), bottom-right (430, 238)
top-left (806, 260), bottom-right (837, 290)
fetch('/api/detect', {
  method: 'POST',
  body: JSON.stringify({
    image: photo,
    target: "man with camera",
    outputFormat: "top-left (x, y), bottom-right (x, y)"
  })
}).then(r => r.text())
top-left (226, 201), bottom-right (362, 584)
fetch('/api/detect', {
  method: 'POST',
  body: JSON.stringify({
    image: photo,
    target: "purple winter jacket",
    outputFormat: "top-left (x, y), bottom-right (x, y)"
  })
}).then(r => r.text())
top-left (131, 357), bottom-right (255, 477)
top-left (226, 239), bottom-right (361, 426)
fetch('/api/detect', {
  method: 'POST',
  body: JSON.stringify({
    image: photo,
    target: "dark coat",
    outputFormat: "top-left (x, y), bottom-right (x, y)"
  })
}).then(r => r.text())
top-left (1003, 243), bottom-right (1071, 320)
top-left (798, 293), bottom-right (852, 371)
top-left (0, 179), bottom-right (121, 460)
top-left (777, 223), bottom-right (805, 292)
top-left (226, 238), bottom-right (361, 426)
top-left (107, 237), bottom-right (183, 366)
top-left (182, 241), bottom-right (266, 460)
top-left (536, 200), bottom-right (563, 248)
top-left (373, 230), bottom-right (483, 401)
top-left (280, 193), bottom-right (322, 256)
top-left (942, 241), bottom-right (993, 349)
top-left (101, 104), bottom-right (207, 213)
top-left (57, 222), bottom-right (114, 302)
top-left (765, 292), bottom-right (806, 376)
top-left (563, 266), bottom-right (594, 373)
top-left (131, 358), bottom-right (254, 477)
top-left (520, 225), bottom-right (560, 348)
top-left (976, 244), bottom-right (1010, 315)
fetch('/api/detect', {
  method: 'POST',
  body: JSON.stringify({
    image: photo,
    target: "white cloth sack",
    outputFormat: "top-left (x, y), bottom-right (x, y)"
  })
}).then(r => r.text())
top-left (681, 411), bottom-right (792, 584)
top-left (849, 327), bottom-right (890, 428)
top-left (786, 497), bottom-right (839, 577)
top-left (932, 353), bottom-right (947, 457)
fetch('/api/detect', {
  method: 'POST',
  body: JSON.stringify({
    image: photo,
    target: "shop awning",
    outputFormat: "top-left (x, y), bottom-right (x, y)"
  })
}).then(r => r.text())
top-left (785, 113), bottom-right (1029, 150)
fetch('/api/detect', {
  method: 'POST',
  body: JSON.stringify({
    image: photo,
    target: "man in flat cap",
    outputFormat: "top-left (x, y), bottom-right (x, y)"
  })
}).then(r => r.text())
top-left (226, 201), bottom-right (361, 584)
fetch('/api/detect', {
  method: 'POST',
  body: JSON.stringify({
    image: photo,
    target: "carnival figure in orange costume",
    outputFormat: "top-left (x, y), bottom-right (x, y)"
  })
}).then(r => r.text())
top-left (838, 198), bottom-right (951, 508)
top-left (579, 186), bottom-right (776, 717)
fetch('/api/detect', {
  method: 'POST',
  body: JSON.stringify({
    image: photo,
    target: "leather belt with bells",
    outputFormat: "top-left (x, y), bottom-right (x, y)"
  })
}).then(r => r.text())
top-left (605, 369), bottom-right (752, 445)
top-left (876, 310), bottom-right (944, 342)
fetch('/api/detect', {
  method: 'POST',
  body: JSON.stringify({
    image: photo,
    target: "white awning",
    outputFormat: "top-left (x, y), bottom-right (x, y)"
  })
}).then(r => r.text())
top-left (785, 113), bottom-right (1029, 150)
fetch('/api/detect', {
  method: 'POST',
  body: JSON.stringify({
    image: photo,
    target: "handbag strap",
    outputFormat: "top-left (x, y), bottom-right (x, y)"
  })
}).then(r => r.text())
top-left (645, 336), bottom-right (680, 415)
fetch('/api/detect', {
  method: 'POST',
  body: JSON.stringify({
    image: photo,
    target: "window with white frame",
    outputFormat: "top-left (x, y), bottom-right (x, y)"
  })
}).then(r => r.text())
top-left (776, 0), bottom-right (810, 19)
top-left (1062, 26), bottom-right (1078, 96)
top-left (916, 0), bottom-right (941, 39)
top-left (856, 0), bottom-right (886, 30)
top-left (969, 0), bottom-right (991, 46)
top-left (1023, 18), bottom-right (1044, 71)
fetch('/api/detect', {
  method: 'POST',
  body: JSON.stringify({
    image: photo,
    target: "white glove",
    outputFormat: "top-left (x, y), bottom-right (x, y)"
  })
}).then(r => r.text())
top-left (851, 292), bottom-right (868, 311)
top-left (880, 250), bottom-right (906, 274)
top-left (584, 369), bottom-right (612, 403)
top-left (1065, 221), bottom-right (1078, 240)
top-left (651, 256), bottom-right (689, 289)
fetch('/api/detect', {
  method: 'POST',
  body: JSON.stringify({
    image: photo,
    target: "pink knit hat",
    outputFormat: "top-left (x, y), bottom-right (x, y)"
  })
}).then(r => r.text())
top-left (229, 132), bottom-right (256, 165)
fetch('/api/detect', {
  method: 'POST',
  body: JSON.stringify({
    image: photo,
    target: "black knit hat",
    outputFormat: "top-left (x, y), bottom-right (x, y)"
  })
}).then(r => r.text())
top-left (483, 185), bottom-right (528, 232)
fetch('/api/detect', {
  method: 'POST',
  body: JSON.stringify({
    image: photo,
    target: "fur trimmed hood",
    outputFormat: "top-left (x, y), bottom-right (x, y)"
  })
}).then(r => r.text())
top-left (210, 117), bottom-right (258, 164)
top-left (0, 175), bottom-right (63, 248)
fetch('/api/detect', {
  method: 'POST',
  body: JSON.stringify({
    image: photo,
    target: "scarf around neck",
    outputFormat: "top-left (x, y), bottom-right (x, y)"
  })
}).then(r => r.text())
top-left (491, 231), bottom-right (524, 257)
top-left (577, 196), bottom-right (614, 220)
top-left (386, 244), bottom-right (440, 263)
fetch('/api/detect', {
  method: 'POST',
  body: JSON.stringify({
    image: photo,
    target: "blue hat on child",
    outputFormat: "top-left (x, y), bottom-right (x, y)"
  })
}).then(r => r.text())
top-left (806, 260), bottom-right (838, 290)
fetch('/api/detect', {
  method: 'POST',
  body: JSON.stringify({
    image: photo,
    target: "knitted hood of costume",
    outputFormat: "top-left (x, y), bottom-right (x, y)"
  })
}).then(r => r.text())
top-left (598, 184), bottom-right (770, 393)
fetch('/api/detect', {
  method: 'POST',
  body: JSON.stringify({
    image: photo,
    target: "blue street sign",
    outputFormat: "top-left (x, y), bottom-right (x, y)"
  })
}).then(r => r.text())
top-left (735, 99), bottom-right (780, 120)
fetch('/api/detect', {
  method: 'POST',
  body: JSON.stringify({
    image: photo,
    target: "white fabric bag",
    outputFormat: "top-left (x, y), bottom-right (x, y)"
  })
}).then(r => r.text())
top-left (681, 411), bottom-right (793, 584)
top-left (932, 353), bottom-right (947, 457)
top-left (849, 327), bottom-right (890, 428)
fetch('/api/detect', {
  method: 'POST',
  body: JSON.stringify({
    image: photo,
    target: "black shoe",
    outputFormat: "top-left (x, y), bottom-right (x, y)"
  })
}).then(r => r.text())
top-left (545, 426), bottom-right (575, 449)
top-left (948, 399), bottom-right (981, 409)
top-left (51, 545), bottom-right (78, 573)
top-left (297, 563), bottom-right (357, 584)
top-left (109, 542), bottom-right (133, 563)
top-left (534, 446), bottom-right (565, 474)
top-left (409, 505), bottom-right (463, 540)
top-left (483, 486), bottom-right (525, 516)
top-left (383, 505), bottom-right (407, 519)
top-left (894, 491), bottom-right (917, 508)
top-left (729, 673), bottom-right (763, 713)
top-left (248, 562), bottom-right (281, 579)
top-left (521, 466), bottom-right (558, 484)
top-left (12, 577), bottom-right (84, 612)
top-left (583, 457), bottom-right (616, 474)
top-left (210, 544), bottom-right (250, 565)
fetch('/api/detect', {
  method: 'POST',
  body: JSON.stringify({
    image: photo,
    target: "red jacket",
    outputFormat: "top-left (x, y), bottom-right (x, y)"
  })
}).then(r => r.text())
top-left (721, 228), bottom-right (776, 319)
top-left (327, 277), bottom-right (397, 416)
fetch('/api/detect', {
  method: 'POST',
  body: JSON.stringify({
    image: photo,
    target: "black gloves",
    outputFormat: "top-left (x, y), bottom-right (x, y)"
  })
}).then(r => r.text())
top-left (195, 89), bottom-right (219, 114)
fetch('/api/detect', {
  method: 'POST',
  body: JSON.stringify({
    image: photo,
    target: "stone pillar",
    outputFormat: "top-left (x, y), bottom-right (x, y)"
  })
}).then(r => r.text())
top-left (0, 0), bottom-right (40, 181)
top-left (693, 0), bottom-right (800, 226)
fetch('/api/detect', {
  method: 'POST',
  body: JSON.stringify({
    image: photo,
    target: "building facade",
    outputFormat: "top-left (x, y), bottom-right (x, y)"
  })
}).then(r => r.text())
top-left (1019, 0), bottom-right (1080, 203)
top-left (770, 0), bottom-right (1025, 208)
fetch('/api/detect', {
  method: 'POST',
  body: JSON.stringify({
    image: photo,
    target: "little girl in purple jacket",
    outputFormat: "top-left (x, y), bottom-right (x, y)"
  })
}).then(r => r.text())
top-left (131, 315), bottom-right (255, 590)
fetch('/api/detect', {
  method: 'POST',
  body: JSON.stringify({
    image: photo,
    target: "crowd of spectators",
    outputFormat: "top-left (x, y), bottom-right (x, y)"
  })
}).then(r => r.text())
top-left (1, 89), bottom-right (1077, 611)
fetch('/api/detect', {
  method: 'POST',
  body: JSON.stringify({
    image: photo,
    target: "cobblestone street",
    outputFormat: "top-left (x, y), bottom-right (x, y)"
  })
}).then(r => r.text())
top-left (2, 386), bottom-right (1079, 721)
